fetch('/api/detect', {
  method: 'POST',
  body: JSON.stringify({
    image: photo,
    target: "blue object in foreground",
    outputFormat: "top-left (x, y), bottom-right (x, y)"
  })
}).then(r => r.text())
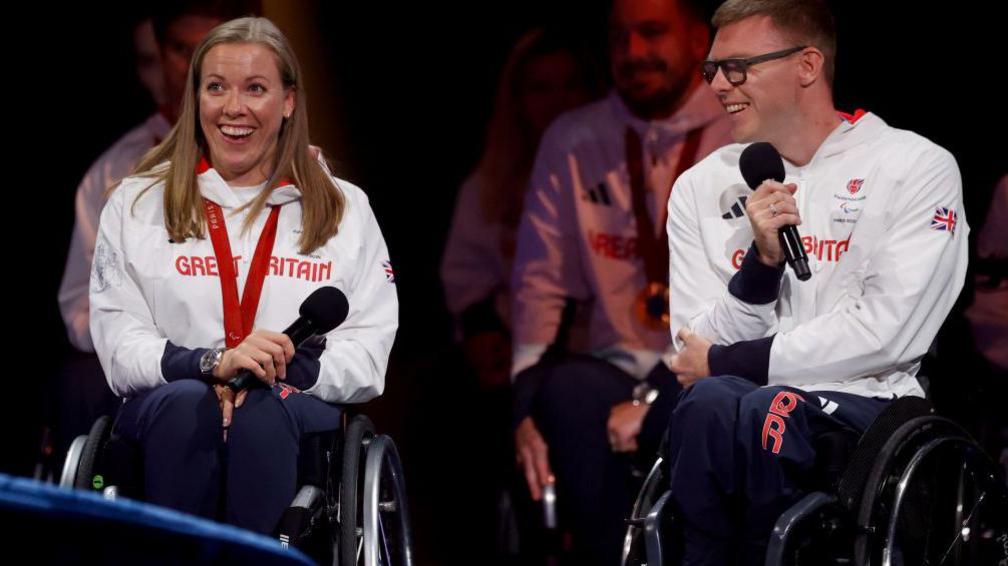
top-left (0, 473), bottom-right (316, 565)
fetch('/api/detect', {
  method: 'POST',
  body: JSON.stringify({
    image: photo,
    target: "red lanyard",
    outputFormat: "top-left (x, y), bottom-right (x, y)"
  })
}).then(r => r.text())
top-left (203, 199), bottom-right (282, 348)
top-left (625, 126), bottom-right (704, 284)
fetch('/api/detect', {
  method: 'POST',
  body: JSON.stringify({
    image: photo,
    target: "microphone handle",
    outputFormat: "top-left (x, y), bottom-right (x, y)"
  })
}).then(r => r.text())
top-left (778, 225), bottom-right (811, 281)
top-left (225, 369), bottom-right (260, 392)
top-left (225, 319), bottom-right (318, 392)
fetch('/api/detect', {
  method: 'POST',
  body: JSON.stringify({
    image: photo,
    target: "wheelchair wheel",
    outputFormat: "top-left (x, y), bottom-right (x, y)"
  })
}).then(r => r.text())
top-left (59, 436), bottom-right (87, 488)
top-left (359, 434), bottom-right (413, 566)
top-left (855, 416), bottom-right (1008, 565)
top-left (73, 415), bottom-right (112, 491)
top-left (621, 456), bottom-right (666, 566)
top-left (339, 414), bottom-right (376, 566)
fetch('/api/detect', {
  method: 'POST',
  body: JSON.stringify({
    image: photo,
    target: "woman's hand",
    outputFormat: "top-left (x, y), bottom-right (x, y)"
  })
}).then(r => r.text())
top-left (212, 329), bottom-right (295, 387)
top-left (213, 384), bottom-right (248, 441)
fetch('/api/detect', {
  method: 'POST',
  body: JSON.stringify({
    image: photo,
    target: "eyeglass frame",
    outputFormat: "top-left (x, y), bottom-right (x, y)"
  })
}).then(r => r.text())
top-left (701, 46), bottom-right (809, 86)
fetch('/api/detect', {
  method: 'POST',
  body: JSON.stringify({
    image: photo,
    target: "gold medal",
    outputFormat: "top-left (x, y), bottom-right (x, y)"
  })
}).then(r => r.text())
top-left (634, 281), bottom-right (670, 331)
top-left (624, 126), bottom-right (702, 334)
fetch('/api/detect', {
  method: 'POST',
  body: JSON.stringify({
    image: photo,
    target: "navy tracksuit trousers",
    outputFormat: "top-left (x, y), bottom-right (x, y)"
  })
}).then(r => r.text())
top-left (665, 375), bottom-right (891, 565)
top-left (114, 379), bottom-right (342, 534)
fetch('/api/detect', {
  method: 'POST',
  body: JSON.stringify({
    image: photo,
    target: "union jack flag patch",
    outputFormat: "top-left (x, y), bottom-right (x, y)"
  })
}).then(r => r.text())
top-left (382, 260), bottom-right (395, 284)
top-left (930, 207), bottom-right (957, 234)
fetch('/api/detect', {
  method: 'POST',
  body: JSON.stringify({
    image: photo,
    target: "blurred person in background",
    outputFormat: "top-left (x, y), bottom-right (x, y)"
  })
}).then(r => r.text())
top-left (439, 27), bottom-right (598, 562)
top-left (509, 0), bottom-right (733, 562)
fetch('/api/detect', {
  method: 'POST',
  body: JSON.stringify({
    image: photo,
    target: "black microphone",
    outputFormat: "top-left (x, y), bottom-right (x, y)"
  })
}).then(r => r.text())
top-left (739, 142), bottom-right (811, 281)
top-left (226, 287), bottom-right (350, 391)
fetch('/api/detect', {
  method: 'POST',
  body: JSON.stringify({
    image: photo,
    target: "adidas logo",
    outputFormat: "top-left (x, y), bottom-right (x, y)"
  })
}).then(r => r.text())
top-left (721, 195), bottom-right (748, 219)
top-left (583, 182), bottom-right (613, 206)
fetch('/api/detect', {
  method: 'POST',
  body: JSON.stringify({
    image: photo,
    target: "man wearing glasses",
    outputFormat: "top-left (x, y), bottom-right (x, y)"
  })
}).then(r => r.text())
top-left (660, 0), bottom-right (967, 563)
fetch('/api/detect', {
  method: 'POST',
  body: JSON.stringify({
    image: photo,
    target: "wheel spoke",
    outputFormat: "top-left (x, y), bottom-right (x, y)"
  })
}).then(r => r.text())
top-left (935, 490), bottom-right (987, 565)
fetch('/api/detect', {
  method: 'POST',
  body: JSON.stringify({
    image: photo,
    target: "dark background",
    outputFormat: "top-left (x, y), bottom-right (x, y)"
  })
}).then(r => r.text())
top-left (7, 0), bottom-right (1005, 562)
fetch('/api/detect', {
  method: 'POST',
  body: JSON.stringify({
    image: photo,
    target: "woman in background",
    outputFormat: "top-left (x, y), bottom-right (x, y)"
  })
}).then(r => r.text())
top-left (441, 29), bottom-right (597, 388)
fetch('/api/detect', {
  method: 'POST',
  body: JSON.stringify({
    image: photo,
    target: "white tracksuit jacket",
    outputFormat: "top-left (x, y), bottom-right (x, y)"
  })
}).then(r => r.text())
top-left (667, 111), bottom-right (968, 398)
top-left (89, 164), bottom-right (398, 403)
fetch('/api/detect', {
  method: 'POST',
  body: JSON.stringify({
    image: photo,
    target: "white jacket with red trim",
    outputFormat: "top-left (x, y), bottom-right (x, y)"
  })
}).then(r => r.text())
top-left (89, 165), bottom-right (398, 403)
top-left (667, 111), bottom-right (968, 398)
top-left (60, 113), bottom-right (172, 352)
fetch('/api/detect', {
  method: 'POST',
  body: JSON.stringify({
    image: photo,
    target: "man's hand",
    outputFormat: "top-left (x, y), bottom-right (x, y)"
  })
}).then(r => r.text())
top-left (515, 416), bottom-right (554, 501)
top-left (668, 328), bottom-right (712, 388)
top-left (745, 181), bottom-right (801, 266)
top-left (607, 401), bottom-right (649, 453)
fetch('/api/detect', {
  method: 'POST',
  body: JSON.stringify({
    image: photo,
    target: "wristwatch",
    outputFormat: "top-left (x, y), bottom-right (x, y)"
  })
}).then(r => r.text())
top-left (632, 382), bottom-right (659, 407)
top-left (200, 348), bottom-right (225, 377)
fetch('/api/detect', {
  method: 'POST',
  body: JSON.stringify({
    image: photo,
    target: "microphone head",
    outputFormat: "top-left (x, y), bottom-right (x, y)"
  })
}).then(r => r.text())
top-left (299, 287), bottom-right (350, 334)
top-left (739, 142), bottom-right (785, 189)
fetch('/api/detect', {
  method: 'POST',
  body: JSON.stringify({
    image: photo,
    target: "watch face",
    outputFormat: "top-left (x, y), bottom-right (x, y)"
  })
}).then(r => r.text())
top-left (632, 382), bottom-right (657, 404)
top-left (644, 388), bottom-right (659, 405)
top-left (201, 349), bottom-right (220, 373)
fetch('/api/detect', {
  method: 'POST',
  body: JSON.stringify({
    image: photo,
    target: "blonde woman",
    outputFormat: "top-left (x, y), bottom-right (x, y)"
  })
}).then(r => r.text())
top-left (90, 17), bottom-right (397, 533)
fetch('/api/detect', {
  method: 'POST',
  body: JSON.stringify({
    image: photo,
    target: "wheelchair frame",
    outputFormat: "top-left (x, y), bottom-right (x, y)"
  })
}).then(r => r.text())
top-left (621, 397), bottom-right (1008, 566)
top-left (60, 413), bottom-right (414, 566)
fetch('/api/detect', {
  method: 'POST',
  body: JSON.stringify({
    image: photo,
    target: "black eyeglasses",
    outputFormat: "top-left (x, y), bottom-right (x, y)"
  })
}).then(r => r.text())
top-left (701, 46), bottom-right (808, 86)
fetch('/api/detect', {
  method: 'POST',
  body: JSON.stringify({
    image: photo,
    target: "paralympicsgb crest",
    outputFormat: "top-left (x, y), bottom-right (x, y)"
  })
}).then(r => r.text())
top-left (847, 178), bottom-right (864, 195)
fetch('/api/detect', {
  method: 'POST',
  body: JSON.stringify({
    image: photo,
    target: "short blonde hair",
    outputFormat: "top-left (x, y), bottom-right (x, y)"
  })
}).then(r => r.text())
top-left (712, 0), bottom-right (836, 85)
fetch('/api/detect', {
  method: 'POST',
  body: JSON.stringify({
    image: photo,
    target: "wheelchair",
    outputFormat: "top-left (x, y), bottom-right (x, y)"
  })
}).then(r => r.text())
top-left (60, 411), bottom-right (414, 566)
top-left (621, 396), bottom-right (1008, 566)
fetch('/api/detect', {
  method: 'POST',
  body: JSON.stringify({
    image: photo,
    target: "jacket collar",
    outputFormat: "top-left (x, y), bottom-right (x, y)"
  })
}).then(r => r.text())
top-left (195, 156), bottom-right (301, 209)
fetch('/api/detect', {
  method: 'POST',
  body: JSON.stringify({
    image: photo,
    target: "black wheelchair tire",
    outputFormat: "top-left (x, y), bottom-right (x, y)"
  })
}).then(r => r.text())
top-left (340, 414), bottom-right (376, 566)
top-left (74, 415), bottom-right (113, 491)
top-left (853, 416), bottom-right (969, 565)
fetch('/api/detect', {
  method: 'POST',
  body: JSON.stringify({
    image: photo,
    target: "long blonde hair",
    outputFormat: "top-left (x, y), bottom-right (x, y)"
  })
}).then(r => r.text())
top-left (131, 16), bottom-right (344, 254)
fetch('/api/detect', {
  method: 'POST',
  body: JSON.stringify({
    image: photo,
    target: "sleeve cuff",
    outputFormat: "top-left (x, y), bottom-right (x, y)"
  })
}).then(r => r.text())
top-left (728, 243), bottom-right (785, 304)
top-left (511, 343), bottom-right (549, 379)
top-left (708, 335), bottom-right (775, 385)
top-left (159, 338), bottom-right (326, 389)
top-left (285, 336), bottom-right (325, 391)
top-left (161, 341), bottom-right (208, 382)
